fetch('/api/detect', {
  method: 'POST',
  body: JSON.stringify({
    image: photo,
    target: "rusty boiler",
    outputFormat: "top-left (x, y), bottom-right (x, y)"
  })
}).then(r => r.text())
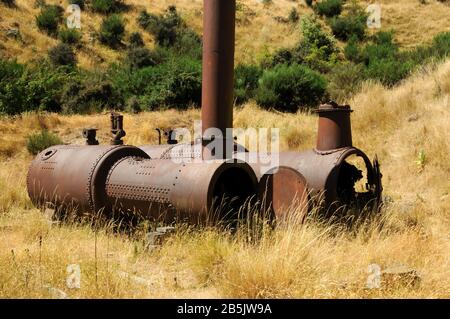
top-left (27, 0), bottom-right (382, 225)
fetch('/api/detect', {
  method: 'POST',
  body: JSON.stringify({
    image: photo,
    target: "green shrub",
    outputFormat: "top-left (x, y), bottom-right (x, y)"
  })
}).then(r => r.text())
top-left (329, 4), bottom-right (367, 41)
top-left (61, 75), bottom-right (122, 113)
top-left (172, 29), bottom-right (202, 59)
top-left (0, 60), bottom-right (68, 114)
top-left (427, 31), bottom-right (450, 58)
top-left (129, 32), bottom-right (144, 47)
top-left (110, 56), bottom-right (202, 110)
top-left (48, 43), bottom-right (77, 66)
top-left (255, 63), bottom-right (327, 112)
top-left (327, 62), bottom-right (365, 102)
top-left (0, 59), bottom-right (26, 115)
top-left (68, 0), bottom-right (84, 10)
top-left (125, 96), bottom-right (142, 113)
top-left (137, 10), bottom-right (159, 30)
top-left (234, 64), bottom-right (262, 105)
top-left (357, 31), bottom-right (416, 86)
top-left (35, 5), bottom-right (63, 35)
top-left (269, 48), bottom-right (294, 68)
top-left (138, 6), bottom-right (201, 56)
top-left (58, 28), bottom-right (82, 45)
top-left (26, 130), bottom-right (63, 155)
top-left (270, 17), bottom-right (337, 73)
top-left (344, 35), bottom-right (362, 62)
top-left (315, 0), bottom-right (343, 18)
top-left (300, 16), bottom-right (337, 60)
top-left (151, 6), bottom-right (182, 47)
top-left (400, 32), bottom-right (450, 65)
top-left (126, 47), bottom-right (157, 69)
top-left (137, 7), bottom-right (201, 60)
top-left (99, 14), bottom-right (125, 48)
top-left (365, 59), bottom-right (414, 86)
top-left (91, 0), bottom-right (120, 14)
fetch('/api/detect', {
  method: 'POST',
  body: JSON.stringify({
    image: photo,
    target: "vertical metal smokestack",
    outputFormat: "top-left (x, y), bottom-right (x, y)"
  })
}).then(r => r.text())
top-left (201, 0), bottom-right (236, 156)
top-left (316, 102), bottom-right (353, 151)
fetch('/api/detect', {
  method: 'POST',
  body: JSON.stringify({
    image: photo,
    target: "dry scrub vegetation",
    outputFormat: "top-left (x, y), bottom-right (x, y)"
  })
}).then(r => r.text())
top-left (0, 58), bottom-right (449, 298)
top-left (1, 0), bottom-right (450, 68)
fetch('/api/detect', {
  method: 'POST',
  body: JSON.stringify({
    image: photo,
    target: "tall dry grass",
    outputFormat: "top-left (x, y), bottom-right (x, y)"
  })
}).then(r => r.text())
top-left (0, 59), bottom-right (449, 298)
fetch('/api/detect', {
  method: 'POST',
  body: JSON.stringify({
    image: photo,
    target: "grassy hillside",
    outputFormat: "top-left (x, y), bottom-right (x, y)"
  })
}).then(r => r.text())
top-left (0, 58), bottom-right (448, 298)
top-left (1, 0), bottom-right (450, 69)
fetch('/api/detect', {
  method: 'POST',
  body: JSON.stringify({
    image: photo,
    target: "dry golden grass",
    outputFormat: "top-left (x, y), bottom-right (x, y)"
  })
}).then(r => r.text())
top-left (1, 0), bottom-right (450, 68)
top-left (0, 58), bottom-right (449, 298)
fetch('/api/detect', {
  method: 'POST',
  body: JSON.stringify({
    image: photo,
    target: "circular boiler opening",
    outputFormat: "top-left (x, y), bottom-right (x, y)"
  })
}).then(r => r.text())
top-left (335, 153), bottom-right (373, 209)
top-left (210, 167), bottom-right (257, 222)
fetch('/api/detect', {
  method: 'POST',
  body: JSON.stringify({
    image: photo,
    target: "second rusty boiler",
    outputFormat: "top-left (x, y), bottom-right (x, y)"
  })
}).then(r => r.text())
top-left (277, 102), bottom-right (383, 213)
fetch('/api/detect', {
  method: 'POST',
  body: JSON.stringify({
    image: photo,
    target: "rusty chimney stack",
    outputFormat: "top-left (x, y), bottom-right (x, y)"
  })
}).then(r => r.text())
top-left (316, 102), bottom-right (353, 151)
top-left (201, 0), bottom-right (236, 155)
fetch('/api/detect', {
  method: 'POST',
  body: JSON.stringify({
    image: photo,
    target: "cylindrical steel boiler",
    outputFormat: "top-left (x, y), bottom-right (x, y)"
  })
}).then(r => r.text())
top-left (27, 145), bottom-right (149, 215)
top-left (105, 157), bottom-right (257, 222)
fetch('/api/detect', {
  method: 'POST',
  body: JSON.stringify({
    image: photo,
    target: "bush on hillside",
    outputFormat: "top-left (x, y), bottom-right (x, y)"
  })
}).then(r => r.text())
top-left (48, 43), bottom-right (77, 66)
top-left (329, 4), bottom-right (367, 41)
top-left (138, 6), bottom-right (201, 58)
top-left (91, 0), bottom-right (121, 14)
top-left (99, 14), bottom-right (125, 48)
top-left (126, 47), bottom-right (158, 69)
top-left (344, 35), bottom-right (362, 62)
top-left (234, 64), bottom-right (262, 105)
top-left (26, 130), bottom-right (62, 155)
top-left (139, 6), bottom-right (182, 47)
top-left (315, 0), bottom-right (343, 18)
top-left (61, 75), bottom-right (122, 113)
top-left (0, 60), bottom-right (67, 114)
top-left (110, 56), bottom-right (202, 110)
top-left (137, 10), bottom-right (159, 30)
top-left (58, 28), bottom-right (82, 45)
top-left (0, 59), bottom-right (26, 115)
top-left (35, 5), bottom-right (64, 35)
top-left (365, 59), bottom-right (414, 86)
top-left (269, 17), bottom-right (338, 72)
top-left (129, 32), bottom-right (144, 47)
top-left (255, 63), bottom-right (327, 112)
top-left (300, 16), bottom-right (337, 59)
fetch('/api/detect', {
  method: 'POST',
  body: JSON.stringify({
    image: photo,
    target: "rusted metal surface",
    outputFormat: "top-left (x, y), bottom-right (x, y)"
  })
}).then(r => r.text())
top-left (140, 142), bottom-right (247, 160)
top-left (27, 145), bottom-right (149, 215)
top-left (278, 148), bottom-right (382, 211)
top-left (27, 0), bottom-right (383, 224)
top-left (82, 128), bottom-right (99, 145)
top-left (105, 157), bottom-right (257, 222)
top-left (110, 112), bottom-right (126, 145)
top-left (258, 166), bottom-right (309, 221)
top-left (316, 101), bottom-right (353, 151)
top-left (201, 0), bottom-right (236, 157)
